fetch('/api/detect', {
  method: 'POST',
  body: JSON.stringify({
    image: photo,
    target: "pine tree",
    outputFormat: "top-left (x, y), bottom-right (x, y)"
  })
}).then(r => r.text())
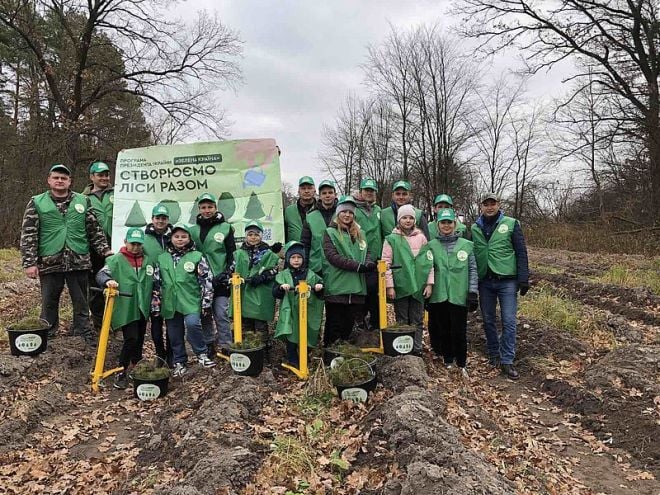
top-left (125, 201), bottom-right (146, 227)
top-left (244, 192), bottom-right (265, 220)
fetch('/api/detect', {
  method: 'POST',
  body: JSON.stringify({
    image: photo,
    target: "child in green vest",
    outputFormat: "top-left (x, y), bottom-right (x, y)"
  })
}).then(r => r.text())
top-left (381, 205), bottom-right (433, 355)
top-left (273, 242), bottom-right (324, 366)
top-left (231, 220), bottom-right (280, 346)
top-left (418, 209), bottom-right (478, 377)
top-left (152, 224), bottom-right (215, 377)
top-left (96, 228), bottom-right (154, 389)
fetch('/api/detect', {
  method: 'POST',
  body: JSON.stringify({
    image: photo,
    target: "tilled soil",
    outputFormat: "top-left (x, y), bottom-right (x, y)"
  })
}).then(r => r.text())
top-left (0, 246), bottom-right (659, 494)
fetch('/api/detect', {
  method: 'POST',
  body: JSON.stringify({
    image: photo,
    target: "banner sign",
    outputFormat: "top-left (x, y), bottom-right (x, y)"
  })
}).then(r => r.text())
top-left (112, 139), bottom-right (283, 252)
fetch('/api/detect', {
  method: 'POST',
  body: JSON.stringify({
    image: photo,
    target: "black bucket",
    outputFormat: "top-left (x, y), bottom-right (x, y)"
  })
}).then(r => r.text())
top-left (132, 376), bottom-right (170, 401)
top-left (325, 349), bottom-right (379, 370)
top-left (382, 327), bottom-right (415, 356)
top-left (229, 346), bottom-right (266, 376)
top-left (7, 319), bottom-right (50, 356)
top-left (336, 374), bottom-right (377, 403)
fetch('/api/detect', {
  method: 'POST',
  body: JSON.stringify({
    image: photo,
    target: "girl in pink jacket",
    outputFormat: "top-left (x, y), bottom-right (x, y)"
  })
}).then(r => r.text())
top-left (381, 205), bottom-right (433, 354)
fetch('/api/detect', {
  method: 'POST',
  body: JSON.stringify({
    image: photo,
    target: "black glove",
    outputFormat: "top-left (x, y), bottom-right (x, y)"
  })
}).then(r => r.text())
top-left (212, 271), bottom-right (230, 291)
top-left (247, 274), bottom-right (263, 287)
top-left (518, 282), bottom-right (529, 296)
top-left (357, 261), bottom-right (377, 273)
top-left (270, 242), bottom-right (283, 253)
top-left (467, 292), bottom-right (479, 312)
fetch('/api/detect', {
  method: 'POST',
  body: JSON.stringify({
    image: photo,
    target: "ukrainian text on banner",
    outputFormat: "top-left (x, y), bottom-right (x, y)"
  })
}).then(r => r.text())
top-left (112, 139), bottom-right (283, 252)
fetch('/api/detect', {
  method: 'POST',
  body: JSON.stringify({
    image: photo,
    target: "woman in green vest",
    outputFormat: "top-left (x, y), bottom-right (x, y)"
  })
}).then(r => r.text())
top-left (152, 224), bottom-right (216, 377)
top-left (381, 205), bottom-right (433, 355)
top-left (273, 242), bottom-right (324, 366)
top-left (96, 228), bottom-right (154, 389)
top-left (418, 208), bottom-right (478, 377)
top-left (231, 220), bottom-right (280, 345)
top-left (322, 195), bottom-right (376, 345)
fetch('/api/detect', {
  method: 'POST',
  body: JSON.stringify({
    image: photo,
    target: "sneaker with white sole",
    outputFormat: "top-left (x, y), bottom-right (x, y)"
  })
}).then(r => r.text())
top-left (172, 363), bottom-right (187, 377)
top-left (197, 354), bottom-right (217, 368)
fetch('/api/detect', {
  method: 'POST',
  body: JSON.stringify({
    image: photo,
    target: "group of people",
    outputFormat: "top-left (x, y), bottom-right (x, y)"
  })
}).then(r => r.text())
top-left (19, 164), bottom-right (529, 391)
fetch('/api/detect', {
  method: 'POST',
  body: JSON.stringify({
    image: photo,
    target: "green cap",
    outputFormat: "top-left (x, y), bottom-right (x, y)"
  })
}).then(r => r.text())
top-left (49, 163), bottom-right (71, 175)
top-left (151, 204), bottom-right (170, 217)
top-left (125, 227), bottom-right (145, 244)
top-left (171, 223), bottom-right (192, 235)
top-left (433, 194), bottom-right (453, 206)
top-left (197, 192), bottom-right (217, 204)
top-left (392, 180), bottom-right (411, 191)
top-left (437, 208), bottom-right (456, 222)
top-left (245, 220), bottom-right (264, 233)
top-left (338, 194), bottom-right (357, 206)
top-left (284, 240), bottom-right (304, 253)
top-left (298, 176), bottom-right (315, 186)
top-left (318, 179), bottom-right (335, 191)
top-left (89, 161), bottom-right (110, 174)
top-left (360, 178), bottom-right (378, 191)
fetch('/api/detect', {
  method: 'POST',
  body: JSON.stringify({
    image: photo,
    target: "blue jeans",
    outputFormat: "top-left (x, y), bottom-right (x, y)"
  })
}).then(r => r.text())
top-left (479, 278), bottom-right (518, 365)
top-left (166, 312), bottom-right (207, 365)
top-left (201, 296), bottom-right (232, 347)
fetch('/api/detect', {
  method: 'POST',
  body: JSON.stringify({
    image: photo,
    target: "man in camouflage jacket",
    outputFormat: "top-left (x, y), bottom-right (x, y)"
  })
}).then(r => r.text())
top-left (20, 164), bottom-right (112, 343)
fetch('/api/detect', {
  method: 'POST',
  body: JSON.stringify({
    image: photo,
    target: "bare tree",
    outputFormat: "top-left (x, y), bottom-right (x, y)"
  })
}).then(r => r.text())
top-left (457, 0), bottom-right (660, 222)
top-left (0, 0), bottom-right (242, 168)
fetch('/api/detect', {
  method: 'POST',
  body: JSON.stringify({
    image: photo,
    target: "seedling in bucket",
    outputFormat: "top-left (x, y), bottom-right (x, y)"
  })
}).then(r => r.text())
top-left (328, 358), bottom-right (376, 403)
top-left (130, 357), bottom-right (171, 400)
top-left (6, 317), bottom-right (50, 357)
top-left (229, 332), bottom-right (266, 376)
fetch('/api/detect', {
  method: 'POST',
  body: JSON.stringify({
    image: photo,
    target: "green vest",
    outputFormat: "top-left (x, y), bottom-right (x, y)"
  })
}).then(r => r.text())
top-left (87, 189), bottom-right (114, 238)
top-left (285, 203), bottom-right (304, 242)
top-left (355, 204), bottom-right (383, 259)
top-left (273, 270), bottom-right (323, 347)
top-left (323, 228), bottom-right (367, 297)
top-left (429, 219), bottom-right (467, 239)
top-left (158, 250), bottom-right (204, 319)
top-left (424, 238), bottom-right (473, 306)
top-left (385, 233), bottom-right (426, 301)
top-left (143, 233), bottom-right (167, 258)
top-left (305, 210), bottom-right (329, 275)
top-left (232, 249), bottom-right (279, 321)
top-left (33, 192), bottom-right (90, 257)
top-left (471, 216), bottom-right (517, 280)
top-left (380, 206), bottom-right (423, 238)
top-left (105, 253), bottom-right (154, 329)
top-left (190, 222), bottom-right (232, 276)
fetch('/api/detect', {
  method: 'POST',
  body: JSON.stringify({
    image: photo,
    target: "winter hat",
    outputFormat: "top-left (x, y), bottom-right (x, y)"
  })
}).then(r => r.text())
top-left (335, 195), bottom-right (357, 215)
top-left (397, 204), bottom-right (416, 222)
top-left (284, 241), bottom-right (306, 266)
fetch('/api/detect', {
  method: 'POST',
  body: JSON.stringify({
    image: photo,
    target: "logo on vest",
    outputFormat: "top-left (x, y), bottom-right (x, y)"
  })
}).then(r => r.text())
top-left (341, 387), bottom-right (368, 403)
top-left (358, 240), bottom-right (367, 250)
top-left (426, 250), bottom-right (434, 261)
top-left (456, 250), bottom-right (468, 262)
top-left (213, 232), bottom-right (225, 243)
top-left (230, 353), bottom-right (251, 372)
top-left (498, 223), bottom-right (509, 234)
top-left (376, 212), bottom-right (381, 220)
top-left (109, 195), bottom-right (114, 204)
top-left (145, 264), bottom-right (154, 276)
top-left (183, 261), bottom-right (195, 272)
top-left (74, 203), bottom-right (85, 214)
top-left (392, 335), bottom-right (414, 354)
top-left (15, 333), bottom-right (42, 352)
top-left (136, 383), bottom-right (161, 401)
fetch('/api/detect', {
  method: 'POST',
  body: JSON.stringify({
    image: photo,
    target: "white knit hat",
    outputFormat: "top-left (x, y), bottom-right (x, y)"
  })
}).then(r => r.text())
top-left (397, 204), bottom-right (416, 222)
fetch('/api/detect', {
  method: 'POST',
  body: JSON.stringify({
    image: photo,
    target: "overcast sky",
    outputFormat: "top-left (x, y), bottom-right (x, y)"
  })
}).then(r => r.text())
top-left (177, 0), bottom-right (568, 189)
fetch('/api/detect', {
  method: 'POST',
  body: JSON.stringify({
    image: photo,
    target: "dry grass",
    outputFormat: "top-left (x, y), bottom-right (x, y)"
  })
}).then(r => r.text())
top-left (519, 283), bottom-right (617, 350)
top-left (526, 223), bottom-right (660, 256)
top-left (596, 263), bottom-right (660, 295)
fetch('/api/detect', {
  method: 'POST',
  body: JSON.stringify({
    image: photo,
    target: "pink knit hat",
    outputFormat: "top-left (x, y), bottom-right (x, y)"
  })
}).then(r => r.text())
top-left (397, 204), bottom-right (416, 222)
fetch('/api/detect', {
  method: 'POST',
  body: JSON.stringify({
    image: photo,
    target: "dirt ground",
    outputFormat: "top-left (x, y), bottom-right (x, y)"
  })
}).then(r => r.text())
top-left (0, 246), bottom-right (658, 494)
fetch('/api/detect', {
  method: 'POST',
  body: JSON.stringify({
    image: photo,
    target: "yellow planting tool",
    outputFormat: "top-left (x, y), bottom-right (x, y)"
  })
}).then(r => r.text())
top-left (281, 280), bottom-right (310, 380)
top-left (217, 272), bottom-right (244, 362)
top-left (90, 286), bottom-right (131, 393)
top-left (361, 260), bottom-right (390, 354)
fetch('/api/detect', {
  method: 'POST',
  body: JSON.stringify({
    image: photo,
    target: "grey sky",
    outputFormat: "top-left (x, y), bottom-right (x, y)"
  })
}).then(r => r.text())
top-left (177, 1), bottom-right (569, 188)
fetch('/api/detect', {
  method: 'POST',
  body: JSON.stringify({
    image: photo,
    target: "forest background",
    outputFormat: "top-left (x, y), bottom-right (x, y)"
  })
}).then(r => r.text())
top-left (0, 0), bottom-right (658, 255)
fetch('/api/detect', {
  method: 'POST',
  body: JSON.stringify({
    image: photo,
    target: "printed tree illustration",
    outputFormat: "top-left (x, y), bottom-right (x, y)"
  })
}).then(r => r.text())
top-left (124, 201), bottom-right (146, 227)
top-left (218, 192), bottom-right (236, 220)
top-left (244, 191), bottom-right (265, 220)
top-left (188, 203), bottom-right (199, 223)
top-left (160, 200), bottom-right (181, 223)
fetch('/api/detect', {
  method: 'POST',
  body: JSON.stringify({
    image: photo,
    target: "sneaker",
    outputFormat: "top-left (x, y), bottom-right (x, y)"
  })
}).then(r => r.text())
top-left (197, 354), bottom-right (217, 368)
top-left (172, 363), bottom-right (187, 377)
top-left (444, 362), bottom-right (454, 370)
top-left (459, 367), bottom-right (469, 380)
top-left (488, 356), bottom-right (500, 368)
top-left (501, 364), bottom-right (519, 380)
top-left (113, 372), bottom-right (129, 390)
